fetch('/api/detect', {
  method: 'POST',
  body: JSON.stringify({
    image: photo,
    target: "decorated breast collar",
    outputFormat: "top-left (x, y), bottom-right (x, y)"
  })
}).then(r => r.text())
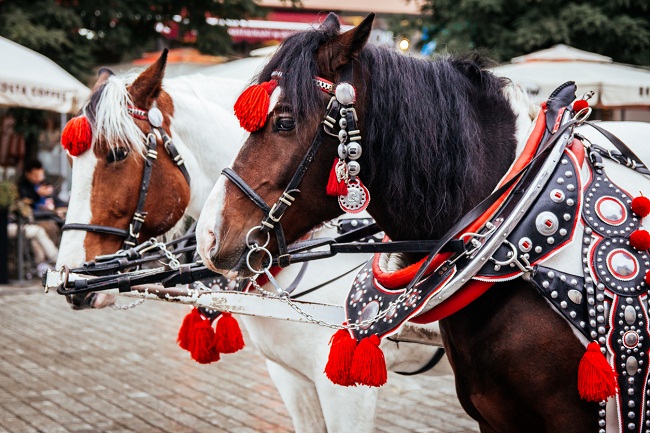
top-left (326, 83), bottom-right (650, 431)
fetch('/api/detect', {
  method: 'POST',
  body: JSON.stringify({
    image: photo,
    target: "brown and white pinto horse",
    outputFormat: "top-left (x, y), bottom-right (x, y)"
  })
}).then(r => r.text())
top-left (56, 52), bottom-right (447, 433)
top-left (197, 13), bottom-right (650, 432)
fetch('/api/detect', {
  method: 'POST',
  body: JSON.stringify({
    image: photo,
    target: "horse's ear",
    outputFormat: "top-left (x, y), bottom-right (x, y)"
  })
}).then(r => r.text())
top-left (129, 48), bottom-right (168, 109)
top-left (320, 12), bottom-right (341, 33)
top-left (318, 13), bottom-right (374, 73)
top-left (92, 67), bottom-right (114, 92)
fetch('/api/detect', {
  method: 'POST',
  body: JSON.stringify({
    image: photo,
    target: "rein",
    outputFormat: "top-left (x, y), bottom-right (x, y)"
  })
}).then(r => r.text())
top-left (61, 104), bottom-right (191, 249)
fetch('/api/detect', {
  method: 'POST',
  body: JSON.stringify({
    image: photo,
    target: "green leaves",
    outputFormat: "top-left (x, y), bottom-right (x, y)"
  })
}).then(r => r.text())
top-left (422, 0), bottom-right (650, 66)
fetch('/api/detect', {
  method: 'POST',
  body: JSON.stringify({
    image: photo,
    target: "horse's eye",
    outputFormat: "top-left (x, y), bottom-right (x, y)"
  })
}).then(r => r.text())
top-left (107, 147), bottom-right (129, 163)
top-left (274, 116), bottom-right (295, 132)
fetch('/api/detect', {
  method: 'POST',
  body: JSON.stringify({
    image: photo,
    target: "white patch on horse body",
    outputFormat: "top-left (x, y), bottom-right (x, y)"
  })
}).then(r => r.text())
top-left (163, 76), bottom-right (247, 219)
top-left (196, 174), bottom-right (228, 272)
top-left (56, 150), bottom-right (97, 269)
top-left (502, 82), bottom-right (538, 156)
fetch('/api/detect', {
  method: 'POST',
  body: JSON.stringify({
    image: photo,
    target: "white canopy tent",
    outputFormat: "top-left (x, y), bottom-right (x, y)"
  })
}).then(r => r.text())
top-left (493, 44), bottom-right (650, 110)
top-left (0, 36), bottom-right (90, 113)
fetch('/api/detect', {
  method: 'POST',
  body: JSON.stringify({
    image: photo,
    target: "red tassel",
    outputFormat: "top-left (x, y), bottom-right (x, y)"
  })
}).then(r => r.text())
top-left (572, 99), bottom-right (589, 112)
top-left (326, 158), bottom-right (348, 196)
top-left (578, 342), bottom-right (618, 402)
top-left (350, 334), bottom-right (387, 387)
top-left (213, 312), bottom-right (245, 354)
top-left (234, 80), bottom-right (278, 132)
top-left (630, 229), bottom-right (650, 251)
top-left (324, 328), bottom-right (358, 386)
top-left (177, 308), bottom-right (201, 351)
top-left (189, 318), bottom-right (220, 364)
top-left (632, 195), bottom-right (650, 218)
top-left (61, 116), bottom-right (92, 156)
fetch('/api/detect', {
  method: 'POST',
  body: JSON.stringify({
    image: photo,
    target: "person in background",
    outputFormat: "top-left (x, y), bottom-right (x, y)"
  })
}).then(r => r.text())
top-left (17, 159), bottom-right (66, 244)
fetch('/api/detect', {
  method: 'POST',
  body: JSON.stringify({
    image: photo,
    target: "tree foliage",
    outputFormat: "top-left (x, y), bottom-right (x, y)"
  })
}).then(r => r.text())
top-left (421, 0), bottom-right (650, 65)
top-left (0, 0), bottom-right (263, 81)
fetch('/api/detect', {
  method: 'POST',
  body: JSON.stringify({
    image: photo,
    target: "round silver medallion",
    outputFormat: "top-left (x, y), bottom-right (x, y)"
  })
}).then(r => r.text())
top-left (339, 180), bottom-right (370, 214)
top-left (595, 196), bottom-right (626, 226)
top-left (550, 189), bottom-right (565, 203)
top-left (148, 107), bottom-right (164, 127)
top-left (623, 330), bottom-right (640, 348)
top-left (535, 211), bottom-right (559, 236)
top-left (606, 248), bottom-right (639, 281)
top-left (359, 300), bottom-right (379, 329)
top-left (335, 82), bottom-right (356, 105)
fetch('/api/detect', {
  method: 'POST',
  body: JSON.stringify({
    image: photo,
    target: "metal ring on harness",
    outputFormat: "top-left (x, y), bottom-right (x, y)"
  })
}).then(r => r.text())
top-left (246, 246), bottom-right (273, 274)
top-left (246, 225), bottom-right (271, 249)
top-left (572, 107), bottom-right (592, 125)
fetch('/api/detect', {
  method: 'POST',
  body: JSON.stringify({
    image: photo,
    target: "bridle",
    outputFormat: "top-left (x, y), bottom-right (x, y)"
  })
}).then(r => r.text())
top-left (61, 103), bottom-right (191, 250)
top-left (222, 64), bottom-right (358, 269)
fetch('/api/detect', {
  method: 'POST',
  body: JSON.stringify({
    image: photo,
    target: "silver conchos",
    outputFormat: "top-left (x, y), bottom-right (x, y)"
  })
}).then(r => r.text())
top-left (550, 189), bottom-right (566, 203)
top-left (623, 330), bottom-right (640, 348)
top-left (518, 237), bottom-right (533, 253)
top-left (148, 107), bottom-right (164, 127)
top-left (595, 196), bottom-right (627, 226)
top-left (339, 180), bottom-right (370, 214)
top-left (606, 248), bottom-right (639, 281)
top-left (359, 300), bottom-right (379, 329)
top-left (535, 212), bottom-right (559, 236)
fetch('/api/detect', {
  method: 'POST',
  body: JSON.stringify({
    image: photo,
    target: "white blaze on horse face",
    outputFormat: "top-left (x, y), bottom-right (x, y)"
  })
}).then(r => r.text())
top-left (196, 85), bottom-right (283, 272)
top-left (56, 150), bottom-right (98, 269)
top-left (196, 174), bottom-right (228, 273)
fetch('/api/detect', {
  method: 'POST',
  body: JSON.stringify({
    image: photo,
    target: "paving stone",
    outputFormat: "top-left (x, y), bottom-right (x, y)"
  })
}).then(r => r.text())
top-left (0, 285), bottom-right (479, 432)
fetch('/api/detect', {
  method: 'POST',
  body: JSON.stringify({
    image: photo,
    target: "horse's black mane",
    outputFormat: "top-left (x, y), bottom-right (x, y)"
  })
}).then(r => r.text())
top-left (258, 25), bottom-right (518, 239)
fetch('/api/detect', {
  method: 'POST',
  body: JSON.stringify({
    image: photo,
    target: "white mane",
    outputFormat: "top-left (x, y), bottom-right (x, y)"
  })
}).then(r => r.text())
top-left (84, 74), bottom-right (147, 155)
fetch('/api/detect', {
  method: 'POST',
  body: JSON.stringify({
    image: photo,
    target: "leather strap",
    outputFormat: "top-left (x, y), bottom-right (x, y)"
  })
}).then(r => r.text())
top-left (62, 223), bottom-right (129, 237)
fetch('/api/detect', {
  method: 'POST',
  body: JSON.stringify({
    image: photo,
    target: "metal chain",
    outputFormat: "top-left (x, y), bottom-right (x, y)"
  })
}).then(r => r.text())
top-left (149, 238), bottom-right (181, 269)
top-left (110, 299), bottom-right (145, 310)
top-left (250, 275), bottom-right (415, 331)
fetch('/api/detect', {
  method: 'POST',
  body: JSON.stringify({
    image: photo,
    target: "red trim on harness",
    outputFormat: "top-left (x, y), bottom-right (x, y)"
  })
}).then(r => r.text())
top-left (374, 108), bottom-right (548, 290)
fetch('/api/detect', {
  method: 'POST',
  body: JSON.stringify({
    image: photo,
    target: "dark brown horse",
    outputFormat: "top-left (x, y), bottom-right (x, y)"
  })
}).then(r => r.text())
top-left (196, 13), bottom-right (600, 432)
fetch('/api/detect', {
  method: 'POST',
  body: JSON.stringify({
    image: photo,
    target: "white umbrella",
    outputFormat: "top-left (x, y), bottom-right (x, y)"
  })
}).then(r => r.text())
top-left (0, 36), bottom-right (90, 113)
top-left (493, 44), bottom-right (650, 108)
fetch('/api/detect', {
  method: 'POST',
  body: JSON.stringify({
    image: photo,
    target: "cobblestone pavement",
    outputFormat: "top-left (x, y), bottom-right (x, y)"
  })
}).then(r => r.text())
top-left (0, 283), bottom-right (479, 433)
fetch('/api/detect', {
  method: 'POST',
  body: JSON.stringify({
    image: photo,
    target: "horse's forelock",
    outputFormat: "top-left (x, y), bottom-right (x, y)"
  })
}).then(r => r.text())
top-left (83, 74), bottom-right (148, 156)
top-left (257, 25), bottom-right (334, 135)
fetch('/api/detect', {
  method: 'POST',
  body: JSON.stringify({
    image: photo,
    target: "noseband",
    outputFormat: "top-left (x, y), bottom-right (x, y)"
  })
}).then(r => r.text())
top-left (222, 64), bottom-right (358, 269)
top-left (62, 104), bottom-right (191, 249)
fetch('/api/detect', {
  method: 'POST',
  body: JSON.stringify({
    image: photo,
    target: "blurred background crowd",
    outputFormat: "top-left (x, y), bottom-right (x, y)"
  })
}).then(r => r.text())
top-left (0, 0), bottom-right (648, 283)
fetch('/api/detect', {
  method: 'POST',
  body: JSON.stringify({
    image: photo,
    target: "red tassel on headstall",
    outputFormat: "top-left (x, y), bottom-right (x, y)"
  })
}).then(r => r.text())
top-left (325, 328), bottom-right (358, 386)
top-left (189, 318), bottom-right (221, 364)
top-left (213, 312), bottom-right (245, 354)
top-left (177, 307), bottom-right (201, 351)
top-left (350, 334), bottom-right (387, 387)
top-left (61, 116), bottom-right (92, 156)
top-left (578, 342), bottom-right (618, 402)
top-left (234, 80), bottom-right (278, 132)
top-left (326, 158), bottom-right (348, 197)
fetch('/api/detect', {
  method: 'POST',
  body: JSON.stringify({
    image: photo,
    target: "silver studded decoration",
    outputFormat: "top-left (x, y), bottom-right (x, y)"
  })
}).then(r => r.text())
top-left (333, 82), bottom-right (370, 214)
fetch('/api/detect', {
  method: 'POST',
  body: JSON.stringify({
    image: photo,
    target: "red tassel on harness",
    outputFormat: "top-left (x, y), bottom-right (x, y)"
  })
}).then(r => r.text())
top-left (572, 99), bottom-right (589, 112)
top-left (630, 229), bottom-right (650, 251)
top-left (61, 116), bottom-right (92, 156)
top-left (177, 307), bottom-right (201, 351)
top-left (632, 195), bottom-right (650, 218)
top-left (189, 318), bottom-right (221, 364)
top-left (326, 158), bottom-right (348, 197)
top-left (350, 334), bottom-right (387, 387)
top-left (578, 342), bottom-right (618, 402)
top-left (234, 80), bottom-right (278, 132)
top-left (213, 312), bottom-right (245, 354)
top-left (324, 328), bottom-right (358, 386)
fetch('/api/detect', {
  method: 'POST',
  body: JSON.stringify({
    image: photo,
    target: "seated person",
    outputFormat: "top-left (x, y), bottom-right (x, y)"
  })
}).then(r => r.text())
top-left (17, 159), bottom-right (66, 244)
